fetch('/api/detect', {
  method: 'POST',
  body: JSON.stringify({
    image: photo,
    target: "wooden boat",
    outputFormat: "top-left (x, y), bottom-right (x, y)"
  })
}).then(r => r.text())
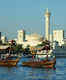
top-left (0, 45), bottom-right (20, 67)
top-left (22, 41), bottom-right (56, 68)
top-left (22, 58), bottom-right (56, 68)
top-left (22, 49), bottom-right (56, 68)
top-left (0, 56), bottom-right (19, 67)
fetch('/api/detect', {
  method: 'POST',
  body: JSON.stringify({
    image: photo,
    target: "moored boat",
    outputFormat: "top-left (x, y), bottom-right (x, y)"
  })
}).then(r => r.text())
top-left (0, 56), bottom-right (19, 67)
top-left (22, 57), bottom-right (56, 68)
top-left (0, 45), bottom-right (20, 67)
top-left (22, 40), bottom-right (56, 68)
top-left (22, 45), bottom-right (56, 68)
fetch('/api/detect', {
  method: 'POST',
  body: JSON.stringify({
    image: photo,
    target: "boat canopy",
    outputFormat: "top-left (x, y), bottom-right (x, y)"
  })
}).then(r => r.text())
top-left (0, 45), bottom-right (10, 50)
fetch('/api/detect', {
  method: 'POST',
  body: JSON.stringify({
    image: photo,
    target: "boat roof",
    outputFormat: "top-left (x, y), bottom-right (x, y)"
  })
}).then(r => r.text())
top-left (0, 45), bottom-right (9, 50)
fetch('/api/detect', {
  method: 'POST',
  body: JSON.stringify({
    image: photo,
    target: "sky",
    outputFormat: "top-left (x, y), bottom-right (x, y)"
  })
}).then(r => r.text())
top-left (0, 0), bottom-right (66, 39)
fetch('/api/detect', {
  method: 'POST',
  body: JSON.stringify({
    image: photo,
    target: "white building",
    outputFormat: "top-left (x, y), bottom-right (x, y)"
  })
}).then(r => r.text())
top-left (50, 34), bottom-right (53, 42)
top-left (45, 8), bottom-right (51, 40)
top-left (1, 36), bottom-right (7, 44)
top-left (53, 30), bottom-right (64, 46)
top-left (22, 41), bottom-right (42, 48)
top-left (17, 30), bottom-right (25, 44)
top-left (17, 30), bottom-right (43, 47)
top-left (26, 33), bottom-right (43, 41)
top-left (22, 33), bottom-right (43, 47)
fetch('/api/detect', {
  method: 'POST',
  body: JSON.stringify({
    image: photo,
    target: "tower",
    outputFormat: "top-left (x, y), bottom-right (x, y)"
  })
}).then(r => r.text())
top-left (45, 8), bottom-right (51, 40)
top-left (17, 30), bottom-right (25, 44)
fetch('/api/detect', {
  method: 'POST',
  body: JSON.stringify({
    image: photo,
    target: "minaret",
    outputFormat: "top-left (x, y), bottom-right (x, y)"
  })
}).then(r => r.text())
top-left (45, 8), bottom-right (51, 40)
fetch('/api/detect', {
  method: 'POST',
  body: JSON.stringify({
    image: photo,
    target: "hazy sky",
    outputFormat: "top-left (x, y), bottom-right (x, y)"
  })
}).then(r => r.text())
top-left (0, 0), bottom-right (66, 39)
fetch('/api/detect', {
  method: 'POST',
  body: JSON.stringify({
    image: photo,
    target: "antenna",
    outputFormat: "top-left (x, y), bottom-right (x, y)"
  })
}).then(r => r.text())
top-left (52, 16), bottom-right (55, 27)
top-left (46, 8), bottom-right (49, 12)
top-left (52, 15), bottom-right (55, 45)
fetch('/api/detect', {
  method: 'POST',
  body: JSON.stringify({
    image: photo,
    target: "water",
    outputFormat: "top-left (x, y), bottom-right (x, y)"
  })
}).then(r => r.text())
top-left (0, 58), bottom-right (66, 80)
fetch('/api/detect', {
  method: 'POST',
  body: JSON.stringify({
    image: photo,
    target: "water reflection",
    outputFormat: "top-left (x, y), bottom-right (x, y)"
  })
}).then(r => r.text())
top-left (0, 58), bottom-right (66, 80)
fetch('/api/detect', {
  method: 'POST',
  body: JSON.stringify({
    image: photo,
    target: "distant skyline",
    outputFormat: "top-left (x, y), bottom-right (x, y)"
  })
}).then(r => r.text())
top-left (0, 0), bottom-right (66, 39)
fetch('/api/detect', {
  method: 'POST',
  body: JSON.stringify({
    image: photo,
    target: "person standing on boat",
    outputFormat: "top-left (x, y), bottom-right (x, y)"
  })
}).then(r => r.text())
top-left (44, 45), bottom-right (50, 60)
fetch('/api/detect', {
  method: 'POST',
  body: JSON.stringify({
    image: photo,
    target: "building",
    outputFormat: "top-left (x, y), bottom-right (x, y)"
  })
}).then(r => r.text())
top-left (17, 30), bottom-right (43, 47)
top-left (53, 30), bottom-right (64, 46)
top-left (26, 33), bottom-right (43, 41)
top-left (50, 34), bottom-right (53, 42)
top-left (22, 33), bottom-right (43, 47)
top-left (1, 36), bottom-right (7, 44)
top-left (45, 8), bottom-right (51, 40)
top-left (17, 30), bottom-right (25, 44)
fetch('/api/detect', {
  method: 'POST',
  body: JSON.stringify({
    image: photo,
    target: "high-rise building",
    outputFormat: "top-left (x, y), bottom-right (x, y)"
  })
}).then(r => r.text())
top-left (45, 8), bottom-right (51, 40)
top-left (17, 30), bottom-right (25, 44)
top-left (53, 30), bottom-right (64, 46)
top-left (1, 36), bottom-right (7, 43)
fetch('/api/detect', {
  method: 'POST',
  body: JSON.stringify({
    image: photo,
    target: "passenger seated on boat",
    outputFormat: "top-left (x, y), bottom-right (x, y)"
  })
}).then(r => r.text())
top-left (35, 50), bottom-right (55, 61)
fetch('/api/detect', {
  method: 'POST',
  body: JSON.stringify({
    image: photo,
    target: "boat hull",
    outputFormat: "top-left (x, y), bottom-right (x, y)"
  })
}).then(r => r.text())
top-left (0, 59), bottom-right (19, 67)
top-left (22, 58), bottom-right (56, 68)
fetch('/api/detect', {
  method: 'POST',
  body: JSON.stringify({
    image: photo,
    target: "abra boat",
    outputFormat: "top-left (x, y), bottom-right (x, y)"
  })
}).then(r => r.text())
top-left (22, 51), bottom-right (56, 69)
top-left (22, 41), bottom-right (56, 68)
top-left (0, 56), bottom-right (19, 67)
top-left (0, 45), bottom-right (20, 67)
top-left (22, 50), bottom-right (56, 68)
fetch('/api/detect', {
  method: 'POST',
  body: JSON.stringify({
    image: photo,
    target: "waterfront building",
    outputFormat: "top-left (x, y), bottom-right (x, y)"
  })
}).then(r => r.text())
top-left (22, 33), bottom-right (43, 47)
top-left (22, 41), bottom-right (42, 48)
top-left (53, 30), bottom-right (64, 46)
top-left (50, 34), bottom-right (53, 42)
top-left (45, 8), bottom-right (51, 40)
top-left (63, 39), bottom-right (66, 45)
top-left (17, 30), bottom-right (42, 47)
top-left (26, 33), bottom-right (43, 41)
top-left (21, 33), bottom-right (42, 48)
top-left (17, 30), bottom-right (25, 44)
top-left (1, 36), bottom-right (7, 44)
